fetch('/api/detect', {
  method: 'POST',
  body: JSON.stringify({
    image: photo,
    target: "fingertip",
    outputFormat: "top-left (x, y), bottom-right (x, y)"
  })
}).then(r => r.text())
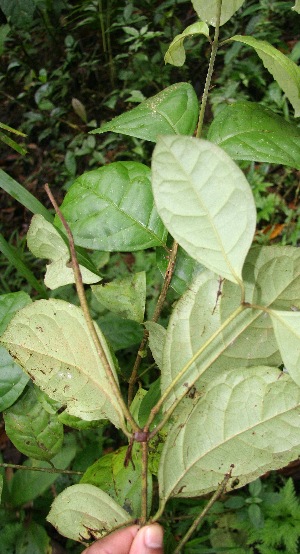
top-left (144, 524), bottom-right (164, 548)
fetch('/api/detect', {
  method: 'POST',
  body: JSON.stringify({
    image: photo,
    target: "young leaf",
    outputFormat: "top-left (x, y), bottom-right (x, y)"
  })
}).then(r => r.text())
top-left (158, 367), bottom-right (300, 507)
top-left (207, 101), bottom-right (300, 169)
top-left (0, 299), bottom-right (125, 428)
top-left (269, 310), bottom-right (300, 385)
top-left (27, 214), bottom-right (101, 289)
top-left (151, 136), bottom-right (256, 284)
top-left (164, 22), bottom-right (210, 66)
top-left (80, 445), bottom-right (152, 518)
top-left (0, 346), bottom-right (29, 411)
top-left (90, 83), bottom-right (199, 142)
top-left (4, 384), bottom-right (64, 461)
top-left (47, 483), bottom-right (132, 542)
top-left (192, 0), bottom-right (246, 26)
top-left (92, 272), bottom-right (146, 323)
top-left (58, 162), bottom-right (167, 252)
top-left (293, 1), bottom-right (300, 13)
top-left (230, 36), bottom-right (300, 117)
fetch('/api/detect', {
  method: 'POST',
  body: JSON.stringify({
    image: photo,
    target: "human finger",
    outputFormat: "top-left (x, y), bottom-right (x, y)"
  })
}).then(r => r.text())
top-left (81, 525), bottom-right (140, 554)
top-left (129, 524), bottom-right (164, 554)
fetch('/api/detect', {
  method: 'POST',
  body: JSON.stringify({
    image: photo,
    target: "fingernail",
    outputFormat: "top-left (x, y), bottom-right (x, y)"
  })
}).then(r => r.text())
top-left (144, 525), bottom-right (163, 548)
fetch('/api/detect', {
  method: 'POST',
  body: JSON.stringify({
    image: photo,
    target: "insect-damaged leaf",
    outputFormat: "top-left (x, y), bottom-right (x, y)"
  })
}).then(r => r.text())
top-left (158, 367), bottom-right (300, 508)
top-left (90, 83), bottom-right (198, 142)
top-left (47, 484), bottom-right (131, 542)
top-left (0, 299), bottom-right (125, 429)
top-left (152, 136), bottom-right (256, 284)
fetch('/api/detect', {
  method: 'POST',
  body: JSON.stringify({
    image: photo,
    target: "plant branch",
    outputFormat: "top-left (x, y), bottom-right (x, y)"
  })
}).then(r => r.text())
top-left (0, 462), bottom-right (83, 475)
top-left (146, 303), bottom-right (245, 437)
top-left (196, 0), bottom-right (223, 138)
top-left (128, 240), bottom-right (178, 404)
top-left (44, 184), bottom-right (139, 437)
top-left (140, 441), bottom-right (149, 525)
top-left (173, 467), bottom-right (233, 553)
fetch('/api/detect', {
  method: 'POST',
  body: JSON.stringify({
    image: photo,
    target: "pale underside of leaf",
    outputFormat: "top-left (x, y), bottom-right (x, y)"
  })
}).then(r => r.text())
top-left (161, 246), bottom-right (300, 410)
top-left (207, 101), bottom-right (300, 169)
top-left (58, 162), bottom-right (167, 252)
top-left (90, 83), bottom-right (199, 142)
top-left (192, 0), bottom-right (246, 26)
top-left (269, 310), bottom-right (300, 386)
top-left (164, 22), bottom-right (210, 66)
top-left (47, 484), bottom-right (131, 542)
top-left (92, 272), bottom-right (146, 323)
top-left (293, 1), bottom-right (300, 13)
top-left (159, 367), bottom-right (300, 506)
top-left (152, 136), bottom-right (256, 283)
top-left (230, 36), bottom-right (300, 117)
top-left (27, 214), bottom-right (101, 289)
top-left (0, 299), bottom-right (124, 428)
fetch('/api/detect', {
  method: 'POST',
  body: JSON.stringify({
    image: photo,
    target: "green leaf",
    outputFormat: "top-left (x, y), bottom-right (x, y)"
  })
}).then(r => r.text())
top-left (0, 169), bottom-right (52, 222)
top-left (10, 437), bottom-right (77, 507)
top-left (0, 347), bottom-right (29, 411)
top-left (0, 299), bottom-right (125, 429)
top-left (293, 0), bottom-right (300, 13)
top-left (164, 22), bottom-right (210, 66)
top-left (81, 446), bottom-right (152, 518)
top-left (0, 291), bottom-right (31, 335)
top-left (138, 378), bottom-right (162, 428)
top-left (92, 272), bottom-right (146, 323)
top-left (207, 101), bottom-right (300, 169)
top-left (58, 162), bottom-right (167, 252)
top-left (230, 36), bottom-right (300, 117)
top-left (152, 136), bottom-right (256, 284)
top-left (192, 0), bottom-right (246, 26)
top-left (47, 483), bottom-right (132, 541)
top-left (0, 130), bottom-right (27, 156)
top-left (269, 310), bottom-right (300, 386)
top-left (156, 243), bottom-right (202, 295)
top-left (4, 385), bottom-right (64, 461)
top-left (98, 313), bottom-right (143, 351)
top-left (58, 412), bottom-right (104, 430)
top-left (90, 83), bottom-right (198, 142)
top-left (15, 521), bottom-right (50, 554)
top-left (0, 234), bottom-right (47, 297)
top-left (158, 367), bottom-right (300, 507)
top-left (144, 322), bottom-right (166, 371)
top-left (0, 474), bottom-right (2, 503)
top-left (27, 214), bottom-right (101, 289)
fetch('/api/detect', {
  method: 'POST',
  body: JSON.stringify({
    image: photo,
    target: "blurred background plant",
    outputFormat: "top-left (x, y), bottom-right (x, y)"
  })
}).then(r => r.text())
top-left (0, 0), bottom-right (300, 552)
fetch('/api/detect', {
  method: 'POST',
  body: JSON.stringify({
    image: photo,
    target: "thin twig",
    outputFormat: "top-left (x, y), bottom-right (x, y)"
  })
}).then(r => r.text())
top-left (173, 467), bottom-right (233, 553)
top-left (140, 441), bottom-right (149, 525)
top-left (128, 240), bottom-right (178, 404)
top-left (44, 184), bottom-right (139, 437)
top-left (0, 462), bottom-right (83, 475)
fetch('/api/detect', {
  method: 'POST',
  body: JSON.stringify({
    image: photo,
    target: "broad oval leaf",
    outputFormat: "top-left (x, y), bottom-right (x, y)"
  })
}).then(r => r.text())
top-left (293, 1), bottom-right (300, 13)
top-left (158, 367), bottom-right (300, 506)
top-left (4, 385), bottom-right (63, 461)
top-left (151, 136), bottom-right (256, 283)
top-left (81, 446), bottom-right (152, 518)
top-left (156, 243), bottom-right (203, 295)
top-left (269, 310), bottom-right (300, 386)
top-left (0, 346), bottom-right (29, 411)
top-left (230, 35), bottom-right (300, 117)
top-left (192, 0), bottom-right (246, 26)
top-left (207, 101), bottom-right (300, 169)
top-left (0, 299), bottom-right (125, 428)
top-left (47, 483), bottom-right (132, 542)
top-left (161, 246), bottom-right (300, 411)
top-left (27, 214), bottom-right (101, 289)
top-left (90, 83), bottom-right (199, 142)
top-left (58, 162), bottom-right (167, 252)
top-left (92, 272), bottom-right (146, 323)
top-left (165, 22), bottom-right (210, 66)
